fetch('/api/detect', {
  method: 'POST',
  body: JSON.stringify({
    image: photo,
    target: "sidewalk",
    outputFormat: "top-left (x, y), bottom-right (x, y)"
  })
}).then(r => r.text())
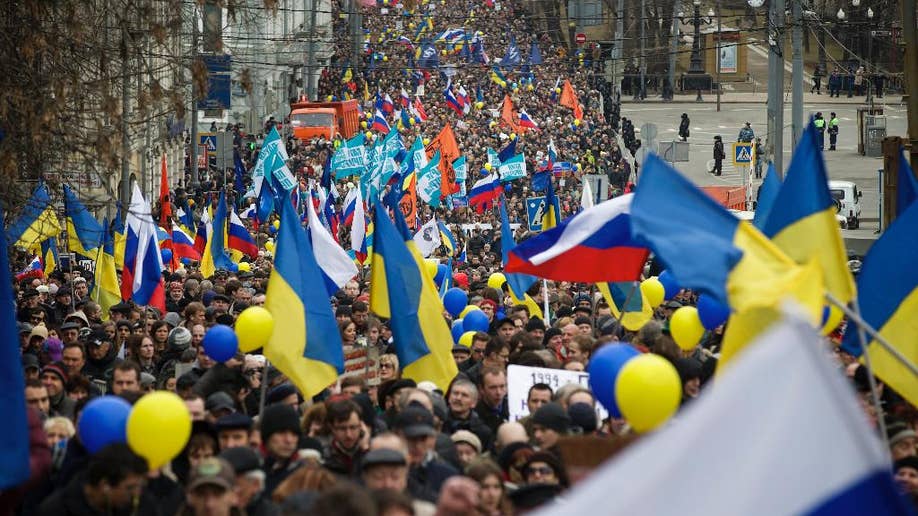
top-left (621, 92), bottom-right (905, 105)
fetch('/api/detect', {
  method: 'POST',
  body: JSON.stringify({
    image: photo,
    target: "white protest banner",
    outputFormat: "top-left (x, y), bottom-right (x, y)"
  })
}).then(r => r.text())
top-left (498, 153), bottom-right (527, 182)
top-left (507, 364), bottom-right (608, 421)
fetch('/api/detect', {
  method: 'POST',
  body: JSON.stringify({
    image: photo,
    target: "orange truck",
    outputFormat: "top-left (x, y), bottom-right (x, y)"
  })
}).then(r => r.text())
top-left (289, 99), bottom-right (360, 142)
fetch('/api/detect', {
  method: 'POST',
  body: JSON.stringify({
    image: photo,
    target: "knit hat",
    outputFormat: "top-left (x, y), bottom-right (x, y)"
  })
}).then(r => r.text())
top-left (452, 273), bottom-right (469, 288)
top-left (267, 383), bottom-right (298, 405)
top-left (259, 404), bottom-right (301, 442)
top-left (894, 456), bottom-right (918, 474)
top-left (531, 402), bottom-right (571, 434)
top-left (525, 318), bottom-right (546, 332)
top-left (43, 337), bottom-right (63, 362)
top-left (542, 328), bottom-right (562, 346)
top-left (167, 326), bottom-right (192, 351)
top-left (451, 430), bottom-right (482, 454)
top-left (41, 362), bottom-right (69, 385)
top-left (568, 402), bottom-right (597, 433)
top-left (164, 312), bottom-right (182, 328)
top-left (887, 422), bottom-right (917, 448)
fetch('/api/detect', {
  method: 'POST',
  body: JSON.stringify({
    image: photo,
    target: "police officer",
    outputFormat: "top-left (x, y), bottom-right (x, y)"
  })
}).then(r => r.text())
top-left (737, 122), bottom-right (754, 143)
top-left (713, 135), bottom-right (725, 176)
top-left (814, 112), bottom-right (826, 150)
top-left (828, 112), bottom-right (840, 151)
top-left (678, 113), bottom-right (690, 142)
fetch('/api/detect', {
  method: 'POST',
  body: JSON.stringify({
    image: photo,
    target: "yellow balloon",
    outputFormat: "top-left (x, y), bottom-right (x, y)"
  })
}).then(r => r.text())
top-left (821, 304), bottom-right (844, 335)
top-left (366, 131), bottom-right (373, 139)
top-left (423, 138), bottom-right (430, 146)
top-left (487, 272), bottom-right (506, 289)
top-left (327, 95), bottom-right (333, 101)
top-left (510, 133), bottom-right (517, 140)
top-left (475, 101), bottom-right (484, 109)
top-left (555, 87), bottom-right (561, 94)
top-left (264, 241), bottom-right (275, 253)
top-left (409, 117), bottom-right (416, 125)
top-left (574, 119), bottom-right (582, 126)
top-left (237, 262), bottom-right (251, 272)
top-left (272, 220), bottom-right (280, 230)
top-left (615, 354), bottom-right (681, 433)
top-left (127, 392), bottom-right (192, 469)
top-left (670, 306), bottom-right (705, 351)
top-left (361, 121), bottom-right (368, 129)
top-left (459, 331), bottom-right (476, 347)
top-left (383, 55), bottom-right (389, 61)
top-left (459, 305), bottom-right (481, 318)
top-left (484, 163), bottom-right (492, 172)
top-left (527, 84), bottom-right (534, 91)
top-left (640, 277), bottom-right (665, 308)
top-left (236, 306), bottom-right (275, 353)
top-left (424, 258), bottom-right (439, 278)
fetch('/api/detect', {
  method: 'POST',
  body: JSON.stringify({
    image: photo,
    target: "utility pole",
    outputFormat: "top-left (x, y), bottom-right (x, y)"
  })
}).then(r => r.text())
top-left (791, 0), bottom-right (803, 147)
top-left (668, 0), bottom-right (680, 101)
top-left (120, 26), bottom-right (132, 209)
top-left (190, 5), bottom-right (199, 188)
top-left (306, 0), bottom-right (318, 100)
top-left (615, 0), bottom-right (625, 95)
top-left (902, 0), bottom-right (918, 168)
top-left (351, 0), bottom-right (361, 77)
top-left (766, 0), bottom-right (785, 177)
top-left (639, 0), bottom-right (646, 100)
top-left (715, 0), bottom-right (721, 111)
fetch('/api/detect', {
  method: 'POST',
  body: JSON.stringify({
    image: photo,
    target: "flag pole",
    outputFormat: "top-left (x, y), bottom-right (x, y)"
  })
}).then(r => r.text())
top-left (824, 293), bottom-right (918, 378)
top-left (258, 358), bottom-right (271, 417)
top-left (849, 297), bottom-right (889, 443)
top-left (542, 278), bottom-right (550, 325)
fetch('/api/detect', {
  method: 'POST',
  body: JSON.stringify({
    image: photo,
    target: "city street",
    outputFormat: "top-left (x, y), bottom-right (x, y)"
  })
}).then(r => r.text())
top-left (622, 96), bottom-right (908, 253)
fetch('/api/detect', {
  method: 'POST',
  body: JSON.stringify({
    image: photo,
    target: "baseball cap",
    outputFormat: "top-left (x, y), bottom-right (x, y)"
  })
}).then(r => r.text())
top-left (205, 391), bottom-right (236, 414)
top-left (395, 405), bottom-right (436, 438)
top-left (187, 458), bottom-right (235, 492)
top-left (219, 446), bottom-right (261, 475)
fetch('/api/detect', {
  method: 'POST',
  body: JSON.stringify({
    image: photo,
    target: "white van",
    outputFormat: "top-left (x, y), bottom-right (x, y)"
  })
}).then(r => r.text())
top-left (828, 180), bottom-right (863, 229)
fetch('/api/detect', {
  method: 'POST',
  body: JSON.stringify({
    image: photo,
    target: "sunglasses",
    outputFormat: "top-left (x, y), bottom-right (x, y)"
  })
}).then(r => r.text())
top-left (526, 466), bottom-right (555, 477)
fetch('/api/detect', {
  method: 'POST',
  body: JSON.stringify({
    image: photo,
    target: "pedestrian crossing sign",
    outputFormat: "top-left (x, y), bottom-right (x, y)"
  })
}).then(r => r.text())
top-left (733, 143), bottom-right (753, 165)
top-left (526, 196), bottom-right (546, 232)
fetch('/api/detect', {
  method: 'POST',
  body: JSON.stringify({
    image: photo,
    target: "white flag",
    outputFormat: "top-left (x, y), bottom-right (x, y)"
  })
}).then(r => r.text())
top-left (412, 217), bottom-right (442, 258)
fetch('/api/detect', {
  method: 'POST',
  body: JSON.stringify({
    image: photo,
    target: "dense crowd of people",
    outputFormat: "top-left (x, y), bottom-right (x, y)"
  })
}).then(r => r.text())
top-left (4, 0), bottom-right (918, 514)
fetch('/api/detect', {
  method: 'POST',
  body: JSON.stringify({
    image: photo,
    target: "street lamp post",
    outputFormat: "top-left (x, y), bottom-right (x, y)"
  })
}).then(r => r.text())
top-left (866, 6), bottom-right (875, 108)
top-left (678, 1), bottom-right (714, 101)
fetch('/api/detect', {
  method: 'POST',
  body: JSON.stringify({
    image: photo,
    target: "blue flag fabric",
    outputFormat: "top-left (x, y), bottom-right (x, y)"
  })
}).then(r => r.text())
top-left (529, 41), bottom-right (543, 65)
top-left (500, 197), bottom-right (538, 298)
top-left (498, 138), bottom-right (517, 163)
top-left (0, 206), bottom-right (31, 489)
top-left (502, 36), bottom-right (521, 69)
top-left (752, 164), bottom-right (781, 230)
top-left (234, 149), bottom-right (246, 204)
top-left (898, 148), bottom-right (918, 216)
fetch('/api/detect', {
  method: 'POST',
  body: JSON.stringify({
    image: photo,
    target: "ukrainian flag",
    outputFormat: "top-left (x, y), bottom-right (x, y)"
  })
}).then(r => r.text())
top-left (752, 164), bottom-right (781, 230)
top-left (112, 205), bottom-right (126, 269)
top-left (265, 198), bottom-right (344, 399)
top-left (498, 196), bottom-right (541, 318)
top-left (631, 154), bottom-right (805, 314)
top-left (370, 202), bottom-right (458, 390)
top-left (840, 199), bottom-right (918, 407)
top-left (92, 218), bottom-right (122, 321)
top-left (597, 282), bottom-right (653, 331)
top-left (39, 238), bottom-right (58, 277)
top-left (897, 147), bottom-right (918, 217)
top-left (542, 178), bottom-right (561, 231)
top-left (437, 221), bottom-right (457, 257)
top-left (63, 185), bottom-right (104, 259)
top-left (200, 192), bottom-right (235, 278)
top-left (8, 183), bottom-right (61, 250)
top-left (762, 121), bottom-right (855, 305)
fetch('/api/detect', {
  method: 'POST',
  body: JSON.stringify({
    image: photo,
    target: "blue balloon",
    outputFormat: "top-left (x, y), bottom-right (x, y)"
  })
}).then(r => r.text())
top-left (587, 343), bottom-right (640, 418)
top-left (443, 288), bottom-right (468, 317)
top-left (658, 270), bottom-right (680, 300)
top-left (463, 310), bottom-right (490, 333)
top-left (181, 257), bottom-right (192, 265)
top-left (161, 249), bottom-right (173, 264)
top-left (697, 294), bottom-right (731, 330)
top-left (494, 309), bottom-right (506, 321)
top-left (435, 264), bottom-right (449, 286)
top-left (451, 319), bottom-right (465, 343)
top-left (203, 324), bottom-right (239, 362)
top-left (480, 168), bottom-right (489, 176)
top-left (78, 396), bottom-right (132, 453)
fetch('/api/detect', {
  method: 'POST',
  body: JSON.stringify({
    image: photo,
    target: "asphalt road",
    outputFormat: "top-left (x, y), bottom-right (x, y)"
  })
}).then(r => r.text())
top-left (621, 98), bottom-right (908, 254)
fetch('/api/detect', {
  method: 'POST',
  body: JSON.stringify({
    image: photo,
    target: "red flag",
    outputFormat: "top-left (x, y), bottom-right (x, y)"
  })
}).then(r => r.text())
top-left (560, 80), bottom-right (583, 120)
top-left (501, 95), bottom-right (521, 132)
top-left (425, 124), bottom-right (461, 196)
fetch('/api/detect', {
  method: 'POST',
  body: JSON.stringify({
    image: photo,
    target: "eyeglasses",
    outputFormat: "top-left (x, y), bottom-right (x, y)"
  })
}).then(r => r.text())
top-left (380, 363), bottom-right (394, 369)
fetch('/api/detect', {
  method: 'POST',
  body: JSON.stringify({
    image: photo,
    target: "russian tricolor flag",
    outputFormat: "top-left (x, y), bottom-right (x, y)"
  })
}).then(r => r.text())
top-left (400, 88), bottom-right (411, 108)
top-left (382, 94), bottom-right (395, 115)
top-left (444, 83), bottom-right (464, 116)
top-left (506, 194), bottom-right (648, 282)
top-left (519, 110), bottom-right (539, 130)
top-left (228, 211), bottom-right (259, 258)
top-left (468, 174), bottom-right (502, 213)
top-left (457, 85), bottom-right (471, 114)
top-left (121, 184), bottom-right (165, 312)
top-left (15, 256), bottom-right (43, 281)
top-left (171, 223), bottom-right (202, 261)
top-left (371, 108), bottom-right (391, 134)
top-left (411, 98), bottom-right (428, 122)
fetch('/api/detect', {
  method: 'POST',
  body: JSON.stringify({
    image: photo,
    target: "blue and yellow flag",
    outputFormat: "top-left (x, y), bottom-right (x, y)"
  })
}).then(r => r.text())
top-left (40, 237), bottom-right (58, 277)
top-left (265, 198), bottom-right (344, 399)
top-left (92, 218), bottom-right (122, 321)
top-left (631, 154), bottom-right (803, 314)
top-left (63, 185), bottom-right (104, 259)
top-left (897, 147), bottom-right (918, 217)
top-left (200, 192), bottom-right (234, 278)
top-left (542, 177), bottom-right (561, 231)
top-left (437, 221), bottom-right (457, 256)
top-left (112, 205), bottom-right (126, 270)
top-left (370, 202), bottom-right (458, 390)
top-left (0, 206), bottom-right (30, 489)
top-left (8, 183), bottom-right (61, 250)
top-left (763, 121), bottom-right (855, 305)
top-left (839, 198), bottom-right (918, 406)
top-left (752, 164), bottom-right (781, 230)
top-left (597, 281), bottom-right (653, 331)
